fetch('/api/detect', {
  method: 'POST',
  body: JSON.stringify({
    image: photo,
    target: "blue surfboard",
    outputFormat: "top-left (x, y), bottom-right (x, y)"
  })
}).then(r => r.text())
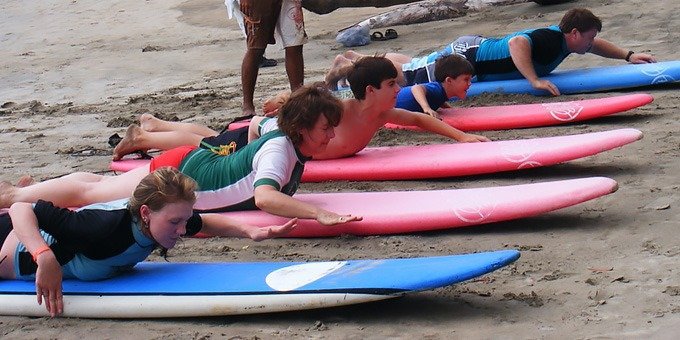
top-left (0, 250), bottom-right (520, 318)
top-left (331, 61), bottom-right (679, 98)
top-left (467, 60), bottom-right (680, 96)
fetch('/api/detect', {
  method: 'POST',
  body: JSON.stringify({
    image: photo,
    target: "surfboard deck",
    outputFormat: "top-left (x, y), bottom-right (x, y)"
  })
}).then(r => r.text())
top-left (110, 128), bottom-right (642, 182)
top-left (385, 93), bottom-right (653, 131)
top-left (466, 61), bottom-right (680, 96)
top-left (227, 94), bottom-right (652, 132)
top-left (0, 250), bottom-right (520, 318)
top-left (206, 177), bottom-right (617, 237)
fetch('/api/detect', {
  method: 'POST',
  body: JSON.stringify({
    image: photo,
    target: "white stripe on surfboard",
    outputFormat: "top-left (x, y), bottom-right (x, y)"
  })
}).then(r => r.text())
top-left (0, 293), bottom-right (398, 318)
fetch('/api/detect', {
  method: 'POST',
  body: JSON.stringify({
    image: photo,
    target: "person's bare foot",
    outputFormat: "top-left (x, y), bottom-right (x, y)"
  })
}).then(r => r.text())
top-left (342, 50), bottom-right (363, 61)
top-left (325, 54), bottom-right (354, 89)
top-left (139, 113), bottom-right (162, 132)
top-left (0, 181), bottom-right (16, 209)
top-left (112, 124), bottom-right (145, 161)
top-left (262, 91), bottom-right (291, 116)
top-left (16, 175), bottom-right (35, 187)
top-left (243, 108), bottom-right (257, 117)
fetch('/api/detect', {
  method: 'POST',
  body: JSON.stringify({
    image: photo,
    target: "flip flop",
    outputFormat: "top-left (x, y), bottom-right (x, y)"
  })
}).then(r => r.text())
top-left (370, 31), bottom-right (387, 41)
top-left (385, 28), bottom-right (398, 40)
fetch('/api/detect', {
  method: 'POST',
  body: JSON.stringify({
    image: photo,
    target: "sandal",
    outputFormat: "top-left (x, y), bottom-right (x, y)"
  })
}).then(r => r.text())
top-left (370, 31), bottom-right (386, 41)
top-left (259, 56), bottom-right (277, 68)
top-left (385, 28), bottom-right (398, 40)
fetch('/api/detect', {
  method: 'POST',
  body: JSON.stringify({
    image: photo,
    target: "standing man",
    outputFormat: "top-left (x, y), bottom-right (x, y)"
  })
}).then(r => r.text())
top-left (226, 0), bottom-right (307, 116)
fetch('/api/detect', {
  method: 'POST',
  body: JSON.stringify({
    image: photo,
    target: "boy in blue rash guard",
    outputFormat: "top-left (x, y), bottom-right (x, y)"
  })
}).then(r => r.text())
top-left (0, 168), bottom-right (296, 317)
top-left (328, 8), bottom-right (656, 96)
top-left (395, 54), bottom-right (474, 118)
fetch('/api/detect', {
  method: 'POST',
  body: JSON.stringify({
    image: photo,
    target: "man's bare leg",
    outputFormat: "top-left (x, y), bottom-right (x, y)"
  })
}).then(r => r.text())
top-left (242, 48), bottom-right (266, 116)
top-left (285, 45), bottom-right (304, 92)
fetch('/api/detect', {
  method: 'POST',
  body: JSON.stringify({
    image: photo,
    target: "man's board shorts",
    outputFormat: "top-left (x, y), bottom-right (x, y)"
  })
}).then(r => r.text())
top-left (230, 0), bottom-right (308, 49)
top-left (402, 35), bottom-right (485, 85)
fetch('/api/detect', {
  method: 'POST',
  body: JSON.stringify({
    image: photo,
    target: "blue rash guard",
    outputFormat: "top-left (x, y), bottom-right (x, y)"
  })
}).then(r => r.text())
top-left (472, 25), bottom-right (571, 81)
top-left (402, 26), bottom-right (571, 85)
top-left (395, 82), bottom-right (450, 112)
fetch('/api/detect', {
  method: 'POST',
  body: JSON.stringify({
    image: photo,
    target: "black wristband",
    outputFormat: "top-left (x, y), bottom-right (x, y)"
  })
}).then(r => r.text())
top-left (625, 50), bottom-right (634, 62)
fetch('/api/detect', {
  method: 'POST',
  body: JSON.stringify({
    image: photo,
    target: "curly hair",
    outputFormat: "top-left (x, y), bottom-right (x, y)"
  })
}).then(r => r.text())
top-left (276, 84), bottom-right (343, 145)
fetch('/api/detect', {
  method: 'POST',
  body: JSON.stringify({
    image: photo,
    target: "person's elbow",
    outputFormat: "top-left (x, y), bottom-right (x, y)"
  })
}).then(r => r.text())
top-left (253, 187), bottom-right (277, 211)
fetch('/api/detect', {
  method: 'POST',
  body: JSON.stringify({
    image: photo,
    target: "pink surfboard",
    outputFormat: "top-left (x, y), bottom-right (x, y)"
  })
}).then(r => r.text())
top-left (229, 93), bottom-right (654, 131)
top-left (204, 177), bottom-right (618, 237)
top-left (385, 93), bottom-right (653, 131)
top-left (110, 129), bottom-right (642, 182)
top-left (224, 94), bottom-right (652, 132)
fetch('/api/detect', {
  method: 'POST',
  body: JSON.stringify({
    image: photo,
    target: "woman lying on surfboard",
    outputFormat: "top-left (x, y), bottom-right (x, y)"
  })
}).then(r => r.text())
top-left (0, 167), bottom-right (297, 317)
top-left (0, 85), bottom-right (362, 226)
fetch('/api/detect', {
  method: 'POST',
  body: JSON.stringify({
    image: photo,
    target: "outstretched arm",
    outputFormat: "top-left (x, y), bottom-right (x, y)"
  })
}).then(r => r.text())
top-left (508, 36), bottom-right (560, 96)
top-left (199, 214), bottom-right (297, 241)
top-left (8, 202), bottom-right (63, 317)
top-left (411, 85), bottom-right (439, 118)
top-left (254, 185), bottom-right (362, 226)
top-left (589, 37), bottom-right (657, 64)
top-left (385, 108), bottom-right (490, 142)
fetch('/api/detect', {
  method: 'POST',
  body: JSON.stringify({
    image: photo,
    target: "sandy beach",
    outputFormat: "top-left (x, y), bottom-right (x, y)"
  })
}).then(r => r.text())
top-left (1, 0), bottom-right (679, 338)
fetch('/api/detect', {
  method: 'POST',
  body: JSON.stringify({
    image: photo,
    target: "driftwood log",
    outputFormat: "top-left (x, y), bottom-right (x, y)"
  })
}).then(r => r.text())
top-left (301, 0), bottom-right (424, 15)
top-left (334, 0), bottom-right (528, 31)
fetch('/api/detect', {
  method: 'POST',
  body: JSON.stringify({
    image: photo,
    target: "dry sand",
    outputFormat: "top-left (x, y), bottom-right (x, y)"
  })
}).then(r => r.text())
top-left (1, 0), bottom-right (679, 338)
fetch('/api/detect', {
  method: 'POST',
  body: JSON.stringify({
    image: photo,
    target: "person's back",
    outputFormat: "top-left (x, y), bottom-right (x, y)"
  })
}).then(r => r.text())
top-left (314, 98), bottom-right (390, 159)
top-left (179, 129), bottom-right (301, 212)
top-left (473, 25), bottom-right (569, 81)
top-left (312, 56), bottom-right (402, 160)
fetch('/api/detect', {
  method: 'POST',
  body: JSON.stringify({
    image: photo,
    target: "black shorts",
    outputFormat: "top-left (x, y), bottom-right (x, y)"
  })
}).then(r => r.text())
top-left (403, 68), bottom-right (431, 86)
top-left (0, 213), bottom-right (12, 248)
top-left (199, 126), bottom-right (249, 156)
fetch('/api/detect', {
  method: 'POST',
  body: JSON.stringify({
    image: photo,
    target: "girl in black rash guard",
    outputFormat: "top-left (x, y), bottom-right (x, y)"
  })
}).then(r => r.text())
top-left (0, 167), bottom-right (296, 317)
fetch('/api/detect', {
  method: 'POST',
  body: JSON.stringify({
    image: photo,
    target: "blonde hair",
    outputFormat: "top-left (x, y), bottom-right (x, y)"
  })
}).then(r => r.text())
top-left (128, 167), bottom-right (197, 220)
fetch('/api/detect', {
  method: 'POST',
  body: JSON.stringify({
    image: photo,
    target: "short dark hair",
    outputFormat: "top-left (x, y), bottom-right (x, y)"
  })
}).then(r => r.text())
top-left (559, 8), bottom-right (602, 33)
top-left (277, 84), bottom-right (343, 145)
top-left (433, 54), bottom-right (474, 82)
top-left (347, 56), bottom-right (398, 100)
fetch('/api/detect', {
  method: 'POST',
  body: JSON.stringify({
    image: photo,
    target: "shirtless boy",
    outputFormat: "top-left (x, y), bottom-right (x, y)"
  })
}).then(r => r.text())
top-left (112, 56), bottom-right (488, 161)
top-left (252, 56), bottom-right (488, 160)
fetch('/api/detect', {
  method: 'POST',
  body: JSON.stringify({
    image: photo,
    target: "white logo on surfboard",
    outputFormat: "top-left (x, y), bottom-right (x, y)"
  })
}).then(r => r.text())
top-left (500, 143), bottom-right (544, 169)
top-left (266, 261), bottom-right (347, 291)
top-left (449, 190), bottom-right (499, 223)
top-left (639, 64), bottom-right (676, 84)
top-left (542, 101), bottom-right (584, 121)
